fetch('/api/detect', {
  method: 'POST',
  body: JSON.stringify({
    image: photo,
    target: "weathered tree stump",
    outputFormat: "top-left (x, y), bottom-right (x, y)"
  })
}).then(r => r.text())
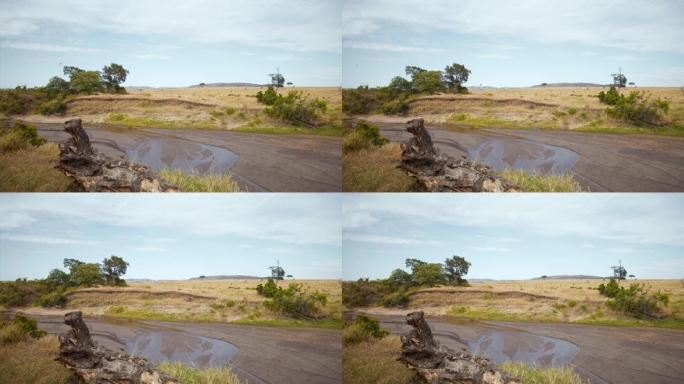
top-left (58, 118), bottom-right (178, 192)
top-left (57, 311), bottom-right (179, 384)
top-left (400, 119), bottom-right (520, 192)
top-left (399, 311), bottom-right (520, 384)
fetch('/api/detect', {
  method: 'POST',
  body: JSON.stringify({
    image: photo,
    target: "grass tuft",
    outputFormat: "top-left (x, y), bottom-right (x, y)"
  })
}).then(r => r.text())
top-left (158, 169), bottom-right (242, 192)
top-left (498, 169), bottom-right (584, 192)
top-left (0, 143), bottom-right (73, 192)
top-left (342, 336), bottom-right (414, 384)
top-left (342, 143), bottom-right (417, 192)
top-left (158, 361), bottom-right (243, 384)
top-left (0, 335), bottom-right (72, 384)
top-left (499, 361), bottom-right (589, 384)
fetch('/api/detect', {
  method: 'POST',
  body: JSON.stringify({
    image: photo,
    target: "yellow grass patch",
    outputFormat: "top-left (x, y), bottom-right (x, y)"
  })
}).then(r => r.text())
top-left (342, 336), bottom-right (414, 384)
top-left (0, 143), bottom-right (73, 192)
top-left (342, 143), bottom-right (417, 192)
top-left (0, 335), bottom-right (72, 384)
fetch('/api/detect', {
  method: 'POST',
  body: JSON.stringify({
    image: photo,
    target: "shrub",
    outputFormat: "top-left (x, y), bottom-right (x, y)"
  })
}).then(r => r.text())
top-left (342, 87), bottom-right (390, 114)
top-left (597, 86), bottom-right (671, 126)
top-left (263, 283), bottom-right (328, 319)
top-left (567, 107), bottom-right (577, 115)
top-left (597, 86), bottom-right (621, 105)
top-left (255, 86), bottom-right (279, 105)
top-left (0, 86), bottom-right (45, 115)
top-left (380, 97), bottom-right (410, 115)
top-left (343, 315), bottom-right (388, 345)
top-left (598, 279), bottom-right (670, 319)
top-left (0, 280), bottom-right (42, 307)
top-left (158, 361), bottom-right (243, 384)
top-left (567, 300), bottom-right (577, 308)
top-left (381, 290), bottom-right (410, 308)
top-left (37, 96), bottom-right (67, 115)
top-left (256, 278), bottom-right (279, 298)
top-left (262, 91), bottom-right (328, 126)
top-left (342, 121), bottom-right (388, 154)
top-left (0, 122), bottom-right (46, 152)
top-left (36, 290), bottom-right (68, 308)
top-left (224, 107), bottom-right (236, 115)
top-left (0, 315), bottom-right (46, 345)
top-left (342, 279), bottom-right (394, 307)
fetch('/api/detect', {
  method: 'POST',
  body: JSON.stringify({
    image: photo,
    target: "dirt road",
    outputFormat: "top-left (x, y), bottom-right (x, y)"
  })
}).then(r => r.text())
top-left (371, 313), bottom-right (684, 384)
top-left (376, 121), bottom-right (684, 192)
top-left (32, 314), bottom-right (341, 384)
top-left (30, 121), bottom-right (341, 192)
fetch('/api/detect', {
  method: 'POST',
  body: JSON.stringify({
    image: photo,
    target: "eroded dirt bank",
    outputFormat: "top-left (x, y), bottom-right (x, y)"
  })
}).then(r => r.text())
top-left (375, 121), bottom-right (684, 192)
top-left (31, 314), bottom-right (342, 384)
top-left (28, 120), bottom-right (341, 192)
top-left (369, 313), bottom-right (684, 384)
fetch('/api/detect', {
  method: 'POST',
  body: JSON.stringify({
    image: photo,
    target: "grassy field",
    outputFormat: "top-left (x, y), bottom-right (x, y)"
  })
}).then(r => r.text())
top-left (24, 86), bottom-right (342, 135)
top-left (367, 279), bottom-right (684, 328)
top-left (158, 361), bottom-right (243, 384)
top-left (360, 87), bottom-right (684, 136)
top-left (342, 142), bottom-right (417, 192)
top-left (0, 335), bottom-right (72, 384)
top-left (33, 279), bottom-right (342, 328)
top-left (0, 142), bottom-right (73, 192)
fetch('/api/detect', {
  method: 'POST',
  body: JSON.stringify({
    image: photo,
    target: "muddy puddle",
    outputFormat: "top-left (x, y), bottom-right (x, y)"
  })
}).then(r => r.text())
top-left (467, 138), bottom-right (580, 174)
top-left (468, 330), bottom-right (579, 366)
top-left (124, 138), bottom-right (238, 174)
top-left (125, 330), bottom-right (238, 367)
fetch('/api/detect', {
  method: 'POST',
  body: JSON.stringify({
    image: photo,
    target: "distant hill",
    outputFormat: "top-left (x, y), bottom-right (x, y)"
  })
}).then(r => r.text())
top-left (189, 82), bottom-right (264, 88)
top-left (469, 279), bottom-right (499, 283)
top-left (532, 275), bottom-right (605, 280)
top-left (532, 82), bottom-right (606, 88)
top-left (188, 275), bottom-right (263, 280)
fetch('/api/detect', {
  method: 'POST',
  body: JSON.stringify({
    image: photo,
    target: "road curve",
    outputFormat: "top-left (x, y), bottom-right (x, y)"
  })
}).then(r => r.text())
top-left (376, 121), bottom-right (684, 192)
top-left (33, 314), bottom-right (341, 384)
top-left (30, 121), bottom-right (341, 192)
top-left (371, 313), bottom-right (684, 384)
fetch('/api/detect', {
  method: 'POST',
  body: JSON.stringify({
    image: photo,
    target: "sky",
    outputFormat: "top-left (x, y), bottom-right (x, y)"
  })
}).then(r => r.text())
top-left (343, 194), bottom-right (684, 281)
top-left (0, 194), bottom-right (341, 280)
top-left (343, 0), bottom-right (684, 87)
top-left (0, 0), bottom-right (341, 88)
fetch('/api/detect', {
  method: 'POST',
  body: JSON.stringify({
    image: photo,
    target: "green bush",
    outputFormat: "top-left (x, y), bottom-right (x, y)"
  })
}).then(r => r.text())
top-left (380, 97), bottom-right (410, 115)
top-left (36, 290), bottom-right (68, 308)
top-left (262, 283), bottom-right (328, 319)
top-left (0, 87), bottom-right (46, 115)
top-left (343, 315), bottom-right (388, 345)
top-left (597, 86), bottom-right (621, 105)
top-left (0, 315), bottom-right (46, 345)
top-left (342, 279), bottom-right (394, 307)
top-left (342, 121), bottom-right (389, 154)
top-left (0, 280), bottom-right (42, 307)
top-left (256, 278), bottom-right (279, 298)
top-left (37, 96), bottom-right (67, 115)
top-left (255, 86), bottom-right (279, 105)
top-left (597, 86), bottom-right (671, 126)
top-left (224, 107), bottom-right (236, 115)
top-left (342, 87), bottom-right (391, 115)
top-left (381, 289), bottom-right (410, 308)
top-left (262, 91), bottom-right (328, 126)
top-left (598, 279), bottom-right (670, 319)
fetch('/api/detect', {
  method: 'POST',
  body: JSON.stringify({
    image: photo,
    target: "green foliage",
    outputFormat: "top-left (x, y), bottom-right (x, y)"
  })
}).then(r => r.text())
top-left (45, 76), bottom-right (71, 96)
top-left (255, 86), bottom-right (279, 105)
top-left (387, 76), bottom-right (412, 96)
top-left (37, 95), bottom-right (67, 115)
top-left (411, 263), bottom-right (447, 287)
top-left (343, 315), bottom-right (388, 345)
top-left (70, 71), bottom-right (104, 94)
top-left (342, 279), bottom-right (394, 307)
top-left (381, 288), bottom-right (410, 308)
top-left (262, 283), bottom-right (328, 319)
top-left (380, 97), bottom-right (410, 115)
top-left (387, 269), bottom-right (412, 288)
top-left (101, 63), bottom-right (129, 92)
top-left (224, 107), bottom-right (236, 115)
top-left (412, 70), bottom-right (446, 94)
top-left (256, 278), bottom-right (279, 298)
top-left (598, 278), bottom-right (671, 319)
top-left (36, 290), bottom-right (68, 308)
top-left (0, 280), bottom-right (41, 307)
top-left (444, 255), bottom-right (471, 285)
top-left (262, 90), bottom-right (328, 126)
top-left (44, 269), bottom-right (70, 289)
top-left (101, 255), bottom-right (129, 286)
top-left (0, 315), bottom-right (46, 345)
top-left (342, 86), bottom-right (391, 114)
top-left (0, 122), bottom-right (46, 152)
top-left (443, 63), bottom-right (471, 93)
top-left (70, 263), bottom-right (104, 287)
top-left (598, 86), bottom-right (671, 126)
top-left (342, 121), bottom-right (389, 153)
top-left (11, 122), bottom-right (45, 147)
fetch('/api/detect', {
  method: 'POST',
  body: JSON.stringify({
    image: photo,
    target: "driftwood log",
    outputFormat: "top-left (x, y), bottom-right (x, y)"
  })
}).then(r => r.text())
top-left (58, 119), bottom-right (178, 192)
top-left (400, 119), bottom-right (519, 192)
top-left (399, 311), bottom-right (520, 384)
top-left (58, 311), bottom-right (179, 384)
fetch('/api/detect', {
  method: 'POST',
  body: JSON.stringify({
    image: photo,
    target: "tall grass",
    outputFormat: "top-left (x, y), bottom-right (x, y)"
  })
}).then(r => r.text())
top-left (158, 361), bottom-right (243, 384)
top-left (498, 169), bottom-right (584, 192)
top-left (499, 362), bottom-right (589, 384)
top-left (342, 336), bottom-right (414, 384)
top-left (0, 335), bottom-right (72, 384)
top-left (342, 143), bottom-right (416, 192)
top-left (0, 142), bottom-right (73, 192)
top-left (158, 169), bottom-right (242, 192)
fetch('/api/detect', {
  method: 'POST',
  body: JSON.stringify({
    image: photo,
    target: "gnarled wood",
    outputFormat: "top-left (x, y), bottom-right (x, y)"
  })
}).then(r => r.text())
top-left (58, 119), bottom-right (178, 192)
top-left (399, 311), bottom-right (520, 384)
top-left (58, 311), bottom-right (179, 384)
top-left (400, 119), bottom-right (520, 192)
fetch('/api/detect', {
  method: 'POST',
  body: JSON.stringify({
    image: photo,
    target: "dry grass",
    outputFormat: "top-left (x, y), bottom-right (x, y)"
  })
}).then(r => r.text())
top-left (395, 87), bottom-right (684, 134)
top-left (342, 143), bottom-right (417, 192)
top-left (382, 279), bottom-right (684, 327)
top-left (158, 361), bottom-right (243, 384)
top-left (498, 169), bottom-right (584, 192)
top-left (0, 335), bottom-right (72, 384)
top-left (0, 143), bottom-right (73, 192)
top-left (158, 169), bottom-right (242, 192)
top-left (499, 362), bottom-right (589, 384)
top-left (48, 279), bottom-right (342, 326)
top-left (54, 86), bottom-right (341, 133)
top-left (342, 336), bottom-right (414, 384)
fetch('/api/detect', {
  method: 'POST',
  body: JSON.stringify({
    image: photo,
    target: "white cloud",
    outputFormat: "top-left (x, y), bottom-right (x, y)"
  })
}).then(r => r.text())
top-left (343, 0), bottom-right (684, 54)
top-left (471, 53), bottom-right (511, 60)
top-left (0, 0), bottom-right (341, 52)
top-left (343, 234), bottom-right (440, 245)
top-left (132, 54), bottom-right (169, 60)
top-left (0, 234), bottom-right (99, 245)
top-left (344, 41), bottom-right (442, 53)
top-left (129, 246), bottom-right (167, 252)
top-left (0, 41), bottom-right (100, 53)
top-left (0, 213), bottom-right (35, 229)
top-left (471, 246), bottom-right (510, 252)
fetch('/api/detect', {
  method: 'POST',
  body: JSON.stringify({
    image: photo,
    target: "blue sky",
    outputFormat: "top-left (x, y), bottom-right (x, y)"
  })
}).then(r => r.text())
top-left (343, 0), bottom-right (684, 87)
top-left (343, 194), bottom-right (684, 280)
top-left (0, 194), bottom-right (341, 280)
top-left (0, 0), bottom-right (341, 88)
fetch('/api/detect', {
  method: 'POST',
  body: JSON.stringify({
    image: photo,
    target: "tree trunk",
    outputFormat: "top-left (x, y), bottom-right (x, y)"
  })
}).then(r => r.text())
top-left (400, 119), bottom-right (520, 192)
top-left (57, 311), bottom-right (179, 384)
top-left (399, 311), bottom-right (520, 384)
top-left (57, 119), bottom-right (178, 192)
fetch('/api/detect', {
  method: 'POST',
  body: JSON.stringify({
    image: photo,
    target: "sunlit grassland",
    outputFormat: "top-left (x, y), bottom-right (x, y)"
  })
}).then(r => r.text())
top-left (0, 335), bottom-right (72, 384)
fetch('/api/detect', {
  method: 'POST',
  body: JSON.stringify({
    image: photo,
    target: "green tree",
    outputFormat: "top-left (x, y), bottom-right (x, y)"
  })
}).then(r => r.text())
top-left (71, 71), bottom-right (104, 94)
top-left (612, 265), bottom-right (627, 280)
top-left (412, 70), bottom-right (446, 94)
top-left (270, 73), bottom-right (285, 88)
top-left (63, 66), bottom-right (84, 79)
top-left (444, 255), bottom-right (471, 285)
top-left (388, 268), bottom-right (412, 287)
top-left (63, 258), bottom-right (85, 274)
top-left (405, 66), bottom-right (426, 79)
top-left (70, 263), bottom-right (104, 287)
top-left (411, 263), bottom-right (446, 287)
top-left (270, 266), bottom-right (285, 280)
top-left (405, 258), bottom-right (427, 272)
top-left (45, 76), bottom-right (70, 95)
top-left (101, 255), bottom-right (129, 286)
top-left (443, 63), bottom-right (471, 93)
top-left (101, 63), bottom-right (129, 92)
top-left (387, 76), bottom-right (412, 96)
top-left (45, 269), bottom-right (70, 288)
